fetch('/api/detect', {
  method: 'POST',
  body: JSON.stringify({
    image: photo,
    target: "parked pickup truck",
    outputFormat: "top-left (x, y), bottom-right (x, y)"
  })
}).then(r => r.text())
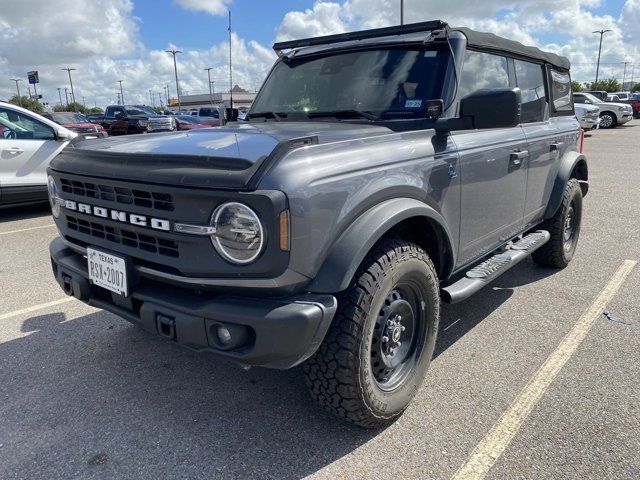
top-left (47, 21), bottom-right (588, 427)
top-left (92, 105), bottom-right (156, 135)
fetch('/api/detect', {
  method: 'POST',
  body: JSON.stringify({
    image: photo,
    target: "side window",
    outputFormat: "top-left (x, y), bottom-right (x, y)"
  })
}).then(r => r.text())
top-left (0, 108), bottom-right (56, 140)
top-left (514, 60), bottom-right (547, 123)
top-left (459, 50), bottom-right (510, 99)
top-left (573, 94), bottom-right (586, 104)
top-left (550, 69), bottom-right (573, 112)
top-left (105, 106), bottom-right (115, 118)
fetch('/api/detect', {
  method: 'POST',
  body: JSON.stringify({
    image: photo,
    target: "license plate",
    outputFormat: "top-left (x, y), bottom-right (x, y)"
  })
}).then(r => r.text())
top-left (87, 248), bottom-right (128, 296)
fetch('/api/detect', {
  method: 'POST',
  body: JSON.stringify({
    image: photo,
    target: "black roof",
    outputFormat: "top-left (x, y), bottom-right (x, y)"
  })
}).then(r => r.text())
top-left (453, 27), bottom-right (570, 70)
top-left (273, 21), bottom-right (570, 71)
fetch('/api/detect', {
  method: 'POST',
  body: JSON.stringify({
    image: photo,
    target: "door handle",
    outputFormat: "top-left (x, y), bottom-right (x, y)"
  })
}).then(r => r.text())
top-left (550, 142), bottom-right (562, 152)
top-left (3, 147), bottom-right (24, 154)
top-left (509, 150), bottom-right (529, 166)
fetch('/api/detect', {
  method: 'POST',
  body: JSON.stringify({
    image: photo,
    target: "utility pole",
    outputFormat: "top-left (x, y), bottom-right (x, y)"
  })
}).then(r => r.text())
top-left (400, 0), bottom-right (404, 25)
top-left (228, 10), bottom-right (233, 109)
top-left (622, 62), bottom-right (630, 88)
top-left (158, 92), bottom-right (164, 108)
top-left (10, 78), bottom-right (23, 106)
top-left (211, 80), bottom-right (215, 94)
top-left (118, 80), bottom-right (125, 105)
top-left (165, 49), bottom-right (182, 110)
top-left (64, 87), bottom-right (70, 108)
top-left (62, 68), bottom-right (77, 108)
top-left (57, 87), bottom-right (63, 107)
top-left (165, 84), bottom-right (170, 106)
top-left (82, 96), bottom-right (86, 109)
top-left (204, 67), bottom-right (214, 106)
top-left (592, 29), bottom-right (612, 85)
top-left (117, 92), bottom-right (121, 105)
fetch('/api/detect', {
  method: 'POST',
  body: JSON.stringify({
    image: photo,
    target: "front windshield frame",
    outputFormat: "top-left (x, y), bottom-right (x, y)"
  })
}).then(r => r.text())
top-left (125, 105), bottom-right (156, 116)
top-left (249, 45), bottom-right (451, 121)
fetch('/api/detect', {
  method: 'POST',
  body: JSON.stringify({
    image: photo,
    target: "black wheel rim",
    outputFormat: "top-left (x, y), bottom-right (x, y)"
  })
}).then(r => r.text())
top-left (370, 281), bottom-right (426, 391)
top-left (563, 203), bottom-right (576, 252)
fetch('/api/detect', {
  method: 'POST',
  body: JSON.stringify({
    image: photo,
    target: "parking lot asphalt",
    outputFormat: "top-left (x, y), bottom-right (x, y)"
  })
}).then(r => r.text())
top-left (1, 121), bottom-right (638, 480)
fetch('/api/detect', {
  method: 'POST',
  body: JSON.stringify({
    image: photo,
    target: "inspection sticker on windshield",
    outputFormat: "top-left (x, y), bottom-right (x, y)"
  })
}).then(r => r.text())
top-left (87, 248), bottom-right (128, 296)
top-left (405, 99), bottom-right (423, 109)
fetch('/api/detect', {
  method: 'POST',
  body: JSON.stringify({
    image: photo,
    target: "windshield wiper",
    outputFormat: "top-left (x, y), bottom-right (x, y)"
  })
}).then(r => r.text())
top-left (307, 110), bottom-right (379, 121)
top-left (246, 111), bottom-right (287, 120)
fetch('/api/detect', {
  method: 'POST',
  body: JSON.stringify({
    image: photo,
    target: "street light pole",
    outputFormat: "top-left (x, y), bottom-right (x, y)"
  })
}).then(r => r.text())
top-left (64, 87), bottom-right (69, 108)
top-left (204, 67), bottom-right (214, 106)
top-left (228, 10), bottom-right (233, 109)
top-left (622, 62), bottom-right (629, 88)
top-left (10, 78), bottom-right (23, 106)
top-left (118, 80), bottom-right (125, 105)
top-left (165, 49), bottom-right (182, 110)
top-left (592, 29), bottom-right (612, 85)
top-left (400, 0), bottom-right (404, 25)
top-left (57, 87), bottom-right (63, 107)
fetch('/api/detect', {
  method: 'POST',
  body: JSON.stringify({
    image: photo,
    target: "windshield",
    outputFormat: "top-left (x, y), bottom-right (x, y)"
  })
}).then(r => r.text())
top-left (126, 105), bottom-right (156, 116)
top-left (250, 47), bottom-right (450, 120)
top-left (51, 113), bottom-right (89, 124)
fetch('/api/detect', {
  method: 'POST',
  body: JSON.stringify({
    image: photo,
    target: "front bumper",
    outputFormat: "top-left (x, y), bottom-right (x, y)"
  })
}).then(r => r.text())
top-left (579, 117), bottom-right (600, 130)
top-left (50, 237), bottom-right (336, 369)
top-left (619, 114), bottom-right (633, 124)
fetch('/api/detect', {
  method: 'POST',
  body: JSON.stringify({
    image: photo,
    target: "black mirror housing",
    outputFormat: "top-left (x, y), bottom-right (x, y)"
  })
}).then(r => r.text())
top-left (460, 88), bottom-right (522, 129)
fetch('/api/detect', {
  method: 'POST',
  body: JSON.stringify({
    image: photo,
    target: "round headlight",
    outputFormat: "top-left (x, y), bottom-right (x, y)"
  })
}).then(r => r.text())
top-left (47, 175), bottom-right (60, 218)
top-left (211, 202), bottom-right (264, 264)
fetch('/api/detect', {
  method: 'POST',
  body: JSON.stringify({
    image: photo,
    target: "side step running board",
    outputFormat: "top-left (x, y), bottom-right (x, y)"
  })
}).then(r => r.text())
top-left (441, 230), bottom-right (550, 304)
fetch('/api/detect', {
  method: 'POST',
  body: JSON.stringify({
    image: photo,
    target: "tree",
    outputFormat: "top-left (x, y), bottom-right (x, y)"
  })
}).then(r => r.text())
top-left (53, 102), bottom-right (87, 113)
top-left (8, 95), bottom-right (44, 113)
top-left (631, 83), bottom-right (640, 92)
top-left (587, 78), bottom-right (621, 93)
top-left (88, 106), bottom-right (103, 114)
top-left (571, 81), bottom-right (583, 93)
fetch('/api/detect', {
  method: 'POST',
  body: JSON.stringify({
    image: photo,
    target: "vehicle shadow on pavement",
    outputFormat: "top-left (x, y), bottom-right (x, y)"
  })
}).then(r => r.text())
top-left (435, 258), bottom-right (553, 357)
top-left (0, 203), bottom-right (50, 224)
top-left (0, 310), bottom-right (377, 480)
top-left (0, 260), bottom-right (555, 479)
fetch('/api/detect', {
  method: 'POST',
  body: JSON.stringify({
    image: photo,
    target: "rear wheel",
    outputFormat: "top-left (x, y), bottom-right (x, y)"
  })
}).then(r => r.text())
top-left (532, 178), bottom-right (582, 268)
top-left (599, 112), bottom-right (616, 129)
top-left (303, 238), bottom-right (440, 428)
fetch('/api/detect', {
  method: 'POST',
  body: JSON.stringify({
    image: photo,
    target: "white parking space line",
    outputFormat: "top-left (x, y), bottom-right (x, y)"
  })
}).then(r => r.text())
top-left (451, 259), bottom-right (637, 480)
top-left (0, 224), bottom-right (56, 236)
top-left (0, 297), bottom-right (75, 322)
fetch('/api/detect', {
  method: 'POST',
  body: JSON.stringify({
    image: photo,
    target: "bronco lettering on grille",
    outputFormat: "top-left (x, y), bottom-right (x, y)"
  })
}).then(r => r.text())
top-left (62, 199), bottom-right (171, 231)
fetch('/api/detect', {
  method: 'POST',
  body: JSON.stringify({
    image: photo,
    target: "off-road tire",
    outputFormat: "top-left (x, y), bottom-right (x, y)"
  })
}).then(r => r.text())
top-left (532, 178), bottom-right (583, 268)
top-left (599, 112), bottom-right (616, 129)
top-left (303, 238), bottom-right (440, 428)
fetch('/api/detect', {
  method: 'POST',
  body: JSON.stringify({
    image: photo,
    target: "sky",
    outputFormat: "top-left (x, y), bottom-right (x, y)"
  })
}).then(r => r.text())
top-left (1, 0), bottom-right (639, 109)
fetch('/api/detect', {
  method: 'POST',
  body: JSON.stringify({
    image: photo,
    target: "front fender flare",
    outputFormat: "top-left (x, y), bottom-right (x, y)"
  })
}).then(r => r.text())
top-left (308, 198), bottom-right (455, 294)
top-left (544, 150), bottom-right (588, 219)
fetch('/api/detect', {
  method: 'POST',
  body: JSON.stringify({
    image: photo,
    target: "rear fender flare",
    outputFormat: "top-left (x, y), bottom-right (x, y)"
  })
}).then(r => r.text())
top-left (308, 198), bottom-right (455, 293)
top-left (544, 150), bottom-right (588, 219)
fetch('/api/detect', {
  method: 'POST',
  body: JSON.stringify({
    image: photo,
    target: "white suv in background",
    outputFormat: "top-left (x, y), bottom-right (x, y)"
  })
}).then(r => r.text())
top-left (573, 92), bottom-right (634, 129)
top-left (0, 102), bottom-right (76, 207)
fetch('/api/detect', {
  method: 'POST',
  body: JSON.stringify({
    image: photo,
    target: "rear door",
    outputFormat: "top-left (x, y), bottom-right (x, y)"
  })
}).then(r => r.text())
top-left (454, 50), bottom-right (529, 267)
top-left (513, 59), bottom-right (561, 225)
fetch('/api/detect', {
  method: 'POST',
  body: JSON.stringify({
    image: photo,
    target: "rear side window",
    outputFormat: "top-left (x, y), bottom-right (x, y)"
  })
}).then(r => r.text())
top-left (459, 51), bottom-right (510, 99)
top-left (550, 70), bottom-right (573, 112)
top-left (514, 60), bottom-right (547, 123)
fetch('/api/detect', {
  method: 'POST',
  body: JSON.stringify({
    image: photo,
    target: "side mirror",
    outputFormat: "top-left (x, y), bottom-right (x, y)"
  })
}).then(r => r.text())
top-left (460, 88), bottom-right (522, 129)
top-left (56, 129), bottom-right (73, 142)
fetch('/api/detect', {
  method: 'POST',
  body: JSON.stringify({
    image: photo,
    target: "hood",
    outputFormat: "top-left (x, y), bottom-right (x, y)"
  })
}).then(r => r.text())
top-left (574, 104), bottom-right (599, 113)
top-left (64, 122), bottom-right (100, 129)
top-left (49, 121), bottom-right (392, 190)
top-left (596, 101), bottom-right (632, 109)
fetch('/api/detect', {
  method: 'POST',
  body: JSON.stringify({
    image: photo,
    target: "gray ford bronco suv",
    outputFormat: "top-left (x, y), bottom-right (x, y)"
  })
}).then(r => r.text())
top-left (48, 21), bottom-right (588, 427)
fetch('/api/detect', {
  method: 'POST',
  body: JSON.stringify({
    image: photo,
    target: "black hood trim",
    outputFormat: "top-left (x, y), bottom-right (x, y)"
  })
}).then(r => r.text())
top-left (50, 146), bottom-right (267, 190)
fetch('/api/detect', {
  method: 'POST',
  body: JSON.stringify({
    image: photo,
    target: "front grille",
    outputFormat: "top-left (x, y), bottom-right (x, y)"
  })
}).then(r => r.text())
top-left (74, 127), bottom-right (98, 133)
top-left (66, 215), bottom-right (179, 258)
top-left (60, 177), bottom-right (174, 211)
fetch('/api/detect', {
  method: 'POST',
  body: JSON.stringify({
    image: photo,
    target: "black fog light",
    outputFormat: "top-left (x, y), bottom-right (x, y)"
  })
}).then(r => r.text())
top-left (207, 322), bottom-right (251, 350)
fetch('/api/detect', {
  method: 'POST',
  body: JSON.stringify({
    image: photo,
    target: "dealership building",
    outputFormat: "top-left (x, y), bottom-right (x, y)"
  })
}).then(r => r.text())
top-left (167, 85), bottom-right (256, 111)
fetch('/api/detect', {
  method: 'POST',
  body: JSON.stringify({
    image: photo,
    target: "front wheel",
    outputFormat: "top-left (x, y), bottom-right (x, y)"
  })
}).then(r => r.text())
top-left (599, 112), bottom-right (617, 129)
top-left (303, 238), bottom-right (440, 428)
top-left (532, 178), bottom-right (583, 268)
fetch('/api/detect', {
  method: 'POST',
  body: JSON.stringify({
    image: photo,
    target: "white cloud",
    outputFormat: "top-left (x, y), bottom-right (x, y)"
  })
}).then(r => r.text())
top-left (173, 0), bottom-right (233, 16)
